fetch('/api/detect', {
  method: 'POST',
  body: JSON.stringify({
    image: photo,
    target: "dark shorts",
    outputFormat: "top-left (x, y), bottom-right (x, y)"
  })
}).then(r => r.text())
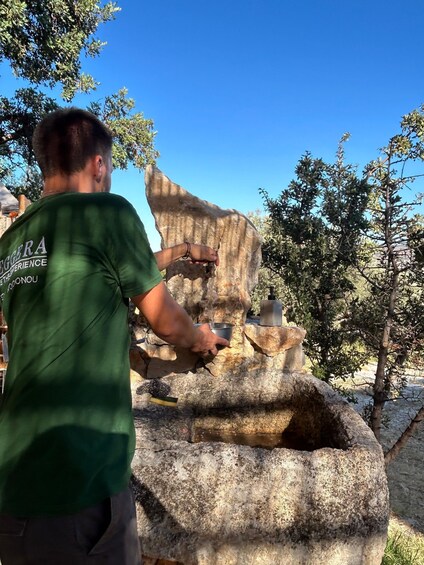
top-left (0, 486), bottom-right (141, 565)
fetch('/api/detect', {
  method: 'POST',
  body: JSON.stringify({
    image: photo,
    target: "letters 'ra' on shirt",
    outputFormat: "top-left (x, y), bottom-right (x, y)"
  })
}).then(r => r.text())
top-left (0, 192), bottom-right (163, 516)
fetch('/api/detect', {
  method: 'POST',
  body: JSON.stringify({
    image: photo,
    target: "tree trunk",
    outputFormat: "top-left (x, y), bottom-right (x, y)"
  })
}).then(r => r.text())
top-left (384, 404), bottom-right (424, 464)
top-left (370, 174), bottom-right (401, 442)
top-left (371, 273), bottom-right (399, 441)
top-left (371, 347), bottom-right (388, 442)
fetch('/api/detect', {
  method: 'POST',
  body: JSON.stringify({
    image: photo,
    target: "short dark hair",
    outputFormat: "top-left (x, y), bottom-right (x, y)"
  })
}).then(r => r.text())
top-left (32, 107), bottom-right (113, 178)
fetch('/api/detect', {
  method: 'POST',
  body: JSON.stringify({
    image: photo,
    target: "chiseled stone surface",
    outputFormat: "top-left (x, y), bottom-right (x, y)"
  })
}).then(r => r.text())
top-left (130, 324), bottom-right (307, 379)
top-left (132, 370), bottom-right (389, 565)
top-left (145, 166), bottom-right (262, 328)
top-left (244, 324), bottom-right (306, 356)
top-left (202, 324), bottom-right (255, 376)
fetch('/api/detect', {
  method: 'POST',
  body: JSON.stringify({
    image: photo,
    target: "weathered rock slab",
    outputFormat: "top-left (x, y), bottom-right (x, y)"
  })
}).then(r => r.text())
top-left (132, 370), bottom-right (389, 565)
top-left (244, 324), bottom-right (306, 356)
top-left (145, 166), bottom-right (262, 328)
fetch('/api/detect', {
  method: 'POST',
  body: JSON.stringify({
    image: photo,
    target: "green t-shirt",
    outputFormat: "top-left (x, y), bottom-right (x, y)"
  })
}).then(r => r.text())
top-left (0, 192), bottom-right (162, 516)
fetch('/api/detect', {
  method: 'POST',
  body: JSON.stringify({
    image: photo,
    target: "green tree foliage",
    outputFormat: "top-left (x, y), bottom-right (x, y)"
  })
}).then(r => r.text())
top-left (350, 107), bottom-right (424, 444)
top-left (261, 108), bottom-right (424, 455)
top-left (0, 89), bottom-right (58, 200)
top-left (0, 0), bottom-right (120, 100)
top-left (260, 137), bottom-right (370, 383)
top-left (89, 89), bottom-right (158, 172)
top-left (246, 210), bottom-right (289, 317)
top-left (407, 214), bottom-right (424, 264)
top-left (0, 1), bottom-right (159, 200)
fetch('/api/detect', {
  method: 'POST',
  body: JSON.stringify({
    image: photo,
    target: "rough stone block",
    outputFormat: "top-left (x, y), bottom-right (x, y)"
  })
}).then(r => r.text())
top-left (132, 370), bottom-right (389, 565)
top-left (244, 324), bottom-right (306, 356)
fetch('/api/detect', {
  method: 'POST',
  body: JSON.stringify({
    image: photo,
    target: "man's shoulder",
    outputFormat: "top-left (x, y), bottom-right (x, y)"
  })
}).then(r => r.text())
top-left (90, 194), bottom-right (139, 223)
top-left (74, 192), bottom-right (132, 209)
top-left (46, 193), bottom-right (138, 220)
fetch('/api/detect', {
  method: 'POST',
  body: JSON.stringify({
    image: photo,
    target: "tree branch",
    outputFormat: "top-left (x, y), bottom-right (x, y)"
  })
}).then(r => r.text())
top-left (0, 129), bottom-right (26, 146)
top-left (384, 404), bottom-right (424, 464)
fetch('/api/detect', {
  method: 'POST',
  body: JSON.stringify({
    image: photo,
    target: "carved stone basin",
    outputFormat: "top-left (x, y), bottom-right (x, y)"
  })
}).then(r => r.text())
top-left (131, 370), bottom-right (389, 565)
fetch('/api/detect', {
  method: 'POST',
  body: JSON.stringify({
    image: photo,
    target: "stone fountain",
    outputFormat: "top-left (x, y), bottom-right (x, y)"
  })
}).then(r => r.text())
top-left (130, 167), bottom-right (389, 565)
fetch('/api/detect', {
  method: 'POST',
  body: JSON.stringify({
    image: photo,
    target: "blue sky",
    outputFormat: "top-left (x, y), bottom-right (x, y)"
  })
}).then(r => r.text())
top-left (3, 0), bottom-right (424, 249)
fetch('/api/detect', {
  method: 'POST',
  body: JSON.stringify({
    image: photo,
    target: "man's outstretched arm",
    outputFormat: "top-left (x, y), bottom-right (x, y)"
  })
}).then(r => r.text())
top-left (131, 281), bottom-right (227, 356)
top-left (154, 243), bottom-right (219, 271)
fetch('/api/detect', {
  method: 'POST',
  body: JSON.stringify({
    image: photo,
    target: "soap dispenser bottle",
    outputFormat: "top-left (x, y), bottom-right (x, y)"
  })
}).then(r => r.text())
top-left (260, 286), bottom-right (282, 327)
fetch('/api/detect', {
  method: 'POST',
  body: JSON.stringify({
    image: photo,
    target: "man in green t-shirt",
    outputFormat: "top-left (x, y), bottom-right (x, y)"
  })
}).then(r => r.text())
top-left (0, 108), bottom-right (228, 565)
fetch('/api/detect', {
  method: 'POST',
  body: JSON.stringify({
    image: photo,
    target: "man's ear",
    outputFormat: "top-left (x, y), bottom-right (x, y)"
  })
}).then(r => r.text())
top-left (93, 155), bottom-right (103, 182)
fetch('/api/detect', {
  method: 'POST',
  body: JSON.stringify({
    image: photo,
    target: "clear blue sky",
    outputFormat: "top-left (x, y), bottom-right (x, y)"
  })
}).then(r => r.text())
top-left (3, 0), bottom-right (424, 249)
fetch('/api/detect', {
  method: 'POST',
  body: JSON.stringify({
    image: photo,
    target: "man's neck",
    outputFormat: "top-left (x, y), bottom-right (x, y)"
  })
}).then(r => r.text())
top-left (41, 155), bottom-right (110, 197)
top-left (42, 174), bottom-right (97, 198)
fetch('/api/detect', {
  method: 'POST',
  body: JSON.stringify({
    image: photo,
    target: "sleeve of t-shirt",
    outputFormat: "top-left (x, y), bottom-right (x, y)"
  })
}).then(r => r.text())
top-left (107, 197), bottom-right (163, 298)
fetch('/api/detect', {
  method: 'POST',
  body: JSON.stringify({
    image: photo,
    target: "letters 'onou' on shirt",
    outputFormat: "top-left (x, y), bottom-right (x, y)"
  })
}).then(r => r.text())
top-left (0, 192), bottom-right (163, 516)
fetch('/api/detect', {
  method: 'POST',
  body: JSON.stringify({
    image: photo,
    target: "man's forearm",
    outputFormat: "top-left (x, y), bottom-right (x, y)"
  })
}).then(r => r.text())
top-left (154, 243), bottom-right (188, 271)
top-left (131, 281), bottom-right (228, 355)
top-left (154, 243), bottom-right (219, 270)
top-left (154, 307), bottom-right (199, 349)
top-left (131, 281), bottom-right (198, 348)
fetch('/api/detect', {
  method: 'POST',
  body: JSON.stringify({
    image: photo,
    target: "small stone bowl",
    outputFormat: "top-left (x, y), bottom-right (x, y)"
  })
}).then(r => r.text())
top-left (194, 322), bottom-right (233, 343)
top-left (210, 322), bottom-right (233, 342)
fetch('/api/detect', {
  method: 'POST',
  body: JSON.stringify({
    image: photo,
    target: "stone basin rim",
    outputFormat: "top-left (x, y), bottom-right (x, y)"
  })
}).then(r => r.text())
top-left (134, 370), bottom-right (382, 455)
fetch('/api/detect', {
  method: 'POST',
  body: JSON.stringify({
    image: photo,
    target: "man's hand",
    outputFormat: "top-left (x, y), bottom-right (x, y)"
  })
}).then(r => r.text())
top-left (154, 243), bottom-right (219, 271)
top-left (190, 323), bottom-right (229, 357)
top-left (132, 282), bottom-right (228, 355)
top-left (188, 244), bottom-right (219, 266)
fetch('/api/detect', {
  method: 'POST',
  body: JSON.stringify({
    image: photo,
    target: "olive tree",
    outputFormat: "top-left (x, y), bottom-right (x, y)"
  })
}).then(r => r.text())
top-left (0, 1), bottom-right (158, 199)
top-left (0, 0), bottom-right (119, 100)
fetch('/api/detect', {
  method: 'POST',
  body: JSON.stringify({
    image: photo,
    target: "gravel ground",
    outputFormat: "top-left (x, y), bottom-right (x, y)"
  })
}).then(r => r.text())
top-left (336, 363), bottom-right (424, 533)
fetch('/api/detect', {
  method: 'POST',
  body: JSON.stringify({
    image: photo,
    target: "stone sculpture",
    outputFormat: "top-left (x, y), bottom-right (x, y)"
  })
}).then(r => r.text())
top-left (141, 166), bottom-right (305, 376)
top-left (145, 165), bottom-right (261, 328)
